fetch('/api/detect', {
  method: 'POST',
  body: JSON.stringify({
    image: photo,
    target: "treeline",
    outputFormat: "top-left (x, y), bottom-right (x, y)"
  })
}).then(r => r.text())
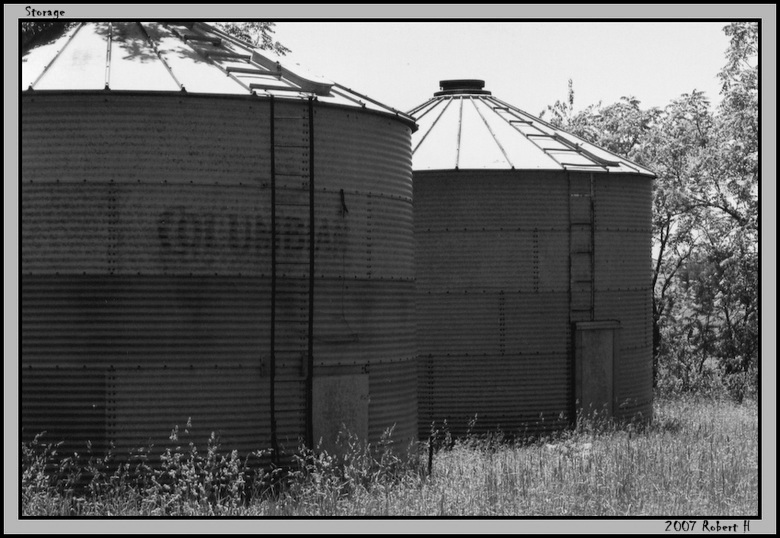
top-left (542, 23), bottom-right (759, 401)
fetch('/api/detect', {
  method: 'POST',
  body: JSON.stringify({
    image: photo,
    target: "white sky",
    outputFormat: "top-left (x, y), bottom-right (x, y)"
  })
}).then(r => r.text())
top-left (274, 21), bottom-right (732, 116)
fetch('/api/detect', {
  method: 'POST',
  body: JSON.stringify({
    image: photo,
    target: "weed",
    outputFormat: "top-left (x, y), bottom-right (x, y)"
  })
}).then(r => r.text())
top-left (20, 396), bottom-right (758, 516)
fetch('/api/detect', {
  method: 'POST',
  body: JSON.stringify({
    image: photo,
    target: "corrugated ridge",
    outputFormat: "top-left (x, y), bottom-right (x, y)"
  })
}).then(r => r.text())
top-left (413, 171), bottom-right (569, 229)
top-left (23, 95), bottom-right (270, 185)
top-left (418, 353), bottom-right (570, 438)
top-left (368, 360), bottom-right (418, 446)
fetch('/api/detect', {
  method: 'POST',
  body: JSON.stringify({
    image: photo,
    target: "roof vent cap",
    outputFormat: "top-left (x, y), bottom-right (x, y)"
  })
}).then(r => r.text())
top-left (434, 79), bottom-right (491, 96)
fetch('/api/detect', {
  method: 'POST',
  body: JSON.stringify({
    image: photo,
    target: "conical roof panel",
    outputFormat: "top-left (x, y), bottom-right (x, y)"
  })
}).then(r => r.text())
top-left (409, 79), bottom-right (654, 176)
top-left (22, 22), bottom-right (413, 124)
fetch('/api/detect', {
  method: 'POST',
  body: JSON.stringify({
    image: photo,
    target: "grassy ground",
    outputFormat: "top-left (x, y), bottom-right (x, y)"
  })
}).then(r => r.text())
top-left (21, 395), bottom-right (758, 517)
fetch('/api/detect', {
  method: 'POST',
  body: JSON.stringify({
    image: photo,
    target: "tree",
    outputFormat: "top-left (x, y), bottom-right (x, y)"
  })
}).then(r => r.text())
top-left (21, 21), bottom-right (290, 56)
top-left (542, 22), bottom-right (759, 399)
top-left (212, 22), bottom-right (290, 55)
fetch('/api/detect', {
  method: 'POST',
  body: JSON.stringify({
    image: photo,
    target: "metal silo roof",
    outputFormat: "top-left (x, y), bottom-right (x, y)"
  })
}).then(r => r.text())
top-left (409, 79), bottom-right (654, 176)
top-left (22, 21), bottom-right (414, 124)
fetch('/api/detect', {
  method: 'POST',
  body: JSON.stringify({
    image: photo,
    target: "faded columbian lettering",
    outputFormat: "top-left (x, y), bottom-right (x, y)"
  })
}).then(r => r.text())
top-left (157, 206), bottom-right (347, 261)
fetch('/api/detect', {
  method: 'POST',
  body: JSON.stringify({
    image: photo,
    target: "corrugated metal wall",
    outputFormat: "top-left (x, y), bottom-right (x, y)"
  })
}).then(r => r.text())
top-left (592, 174), bottom-right (653, 419)
top-left (21, 93), bottom-right (416, 462)
top-left (415, 170), bottom-right (653, 438)
top-left (312, 106), bottom-right (417, 447)
top-left (416, 171), bottom-right (572, 437)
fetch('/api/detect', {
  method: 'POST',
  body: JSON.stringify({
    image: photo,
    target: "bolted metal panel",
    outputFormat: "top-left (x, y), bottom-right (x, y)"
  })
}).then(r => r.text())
top-left (314, 281), bottom-right (415, 365)
top-left (417, 292), bottom-right (569, 357)
top-left (21, 367), bottom-right (107, 455)
top-left (414, 170), bottom-right (569, 231)
top-left (273, 379), bottom-right (307, 455)
top-left (594, 175), bottom-right (653, 231)
top-left (595, 290), bottom-right (652, 349)
top-left (22, 94), bottom-right (271, 186)
top-left (418, 354), bottom-right (570, 438)
top-left (367, 359), bottom-right (418, 447)
top-left (417, 231), bottom-right (569, 293)
top-left (314, 107), bottom-right (413, 200)
top-left (22, 182), bottom-right (109, 273)
top-left (22, 89), bottom-right (416, 460)
top-left (595, 230), bottom-right (652, 290)
top-left (109, 366), bottom-right (270, 456)
top-left (415, 168), bottom-right (574, 438)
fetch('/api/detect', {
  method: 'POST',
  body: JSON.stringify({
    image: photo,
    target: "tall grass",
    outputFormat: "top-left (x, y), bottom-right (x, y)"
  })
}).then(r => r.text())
top-left (21, 396), bottom-right (758, 517)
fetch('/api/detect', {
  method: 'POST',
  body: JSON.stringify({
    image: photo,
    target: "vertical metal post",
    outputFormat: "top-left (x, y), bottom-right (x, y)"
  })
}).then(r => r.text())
top-left (306, 97), bottom-right (315, 449)
top-left (104, 23), bottom-right (113, 90)
top-left (589, 173), bottom-right (596, 322)
top-left (567, 171), bottom-right (575, 425)
top-left (269, 96), bottom-right (279, 464)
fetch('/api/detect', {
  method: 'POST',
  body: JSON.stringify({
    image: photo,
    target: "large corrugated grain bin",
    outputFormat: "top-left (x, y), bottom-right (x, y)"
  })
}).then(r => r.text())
top-left (21, 22), bottom-right (417, 463)
top-left (411, 80), bottom-right (655, 438)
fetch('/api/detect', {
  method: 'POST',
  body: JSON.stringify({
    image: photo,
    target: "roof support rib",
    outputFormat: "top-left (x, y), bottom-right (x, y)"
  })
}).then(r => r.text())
top-left (104, 22), bottom-right (113, 90)
top-left (137, 22), bottom-right (186, 92)
top-left (455, 98), bottom-right (464, 169)
top-left (28, 23), bottom-right (84, 90)
top-left (412, 98), bottom-right (453, 154)
top-left (165, 23), bottom-right (256, 95)
top-left (471, 97), bottom-right (513, 168)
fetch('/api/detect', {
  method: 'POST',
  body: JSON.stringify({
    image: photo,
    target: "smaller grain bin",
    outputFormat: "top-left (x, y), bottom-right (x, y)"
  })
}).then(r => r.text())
top-left (411, 80), bottom-right (655, 438)
top-left (21, 22), bottom-right (417, 464)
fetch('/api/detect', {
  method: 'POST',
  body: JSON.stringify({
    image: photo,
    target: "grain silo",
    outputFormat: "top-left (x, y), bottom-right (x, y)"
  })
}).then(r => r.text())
top-left (411, 80), bottom-right (654, 438)
top-left (21, 22), bottom-right (417, 462)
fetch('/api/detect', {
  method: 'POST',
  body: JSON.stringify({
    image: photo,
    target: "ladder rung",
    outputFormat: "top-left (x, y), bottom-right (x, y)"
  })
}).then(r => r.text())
top-left (187, 35), bottom-right (221, 44)
top-left (250, 83), bottom-right (302, 92)
top-left (182, 34), bottom-right (221, 45)
top-left (204, 51), bottom-right (251, 61)
top-left (226, 65), bottom-right (272, 75)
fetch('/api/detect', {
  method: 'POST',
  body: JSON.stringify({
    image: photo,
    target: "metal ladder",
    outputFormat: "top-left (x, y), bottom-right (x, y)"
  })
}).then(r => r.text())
top-left (270, 97), bottom-right (316, 454)
top-left (569, 173), bottom-right (595, 323)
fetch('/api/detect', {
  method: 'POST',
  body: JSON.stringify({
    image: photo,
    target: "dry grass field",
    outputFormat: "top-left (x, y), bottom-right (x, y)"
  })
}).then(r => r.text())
top-left (21, 395), bottom-right (758, 517)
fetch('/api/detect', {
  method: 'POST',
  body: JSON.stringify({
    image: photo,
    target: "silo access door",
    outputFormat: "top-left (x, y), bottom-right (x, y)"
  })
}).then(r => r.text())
top-left (574, 321), bottom-right (620, 419)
